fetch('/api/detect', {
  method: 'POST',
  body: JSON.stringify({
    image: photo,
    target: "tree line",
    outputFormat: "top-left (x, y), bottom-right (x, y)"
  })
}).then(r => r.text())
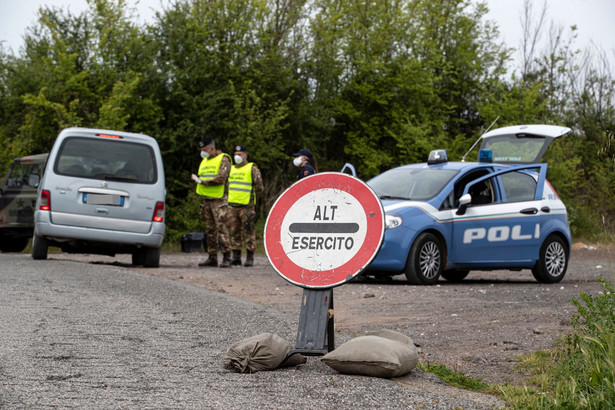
top-left (0, 0), bottom-right (613, 242)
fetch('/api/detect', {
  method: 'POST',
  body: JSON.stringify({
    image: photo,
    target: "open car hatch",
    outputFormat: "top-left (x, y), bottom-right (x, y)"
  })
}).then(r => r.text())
top-left (479, 124), bottom-right (571, 164)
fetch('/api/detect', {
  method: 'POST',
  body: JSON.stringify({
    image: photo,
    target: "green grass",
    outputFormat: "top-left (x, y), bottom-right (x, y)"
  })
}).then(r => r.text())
top-left (496, 278), bottom-right (615, 408)
top-left (417, 278), bottom-right (615, 409)
top-left (418, 360), bottom-right (488, 392)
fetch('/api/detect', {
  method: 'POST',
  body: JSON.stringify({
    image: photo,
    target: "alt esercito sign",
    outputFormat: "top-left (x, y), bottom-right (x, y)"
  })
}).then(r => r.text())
top-left (264, 172), bottom-right (385, 289)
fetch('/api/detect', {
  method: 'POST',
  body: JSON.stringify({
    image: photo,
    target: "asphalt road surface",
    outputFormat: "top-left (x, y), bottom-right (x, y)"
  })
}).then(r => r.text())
top-left (0, 254), bottom-right (503, 409)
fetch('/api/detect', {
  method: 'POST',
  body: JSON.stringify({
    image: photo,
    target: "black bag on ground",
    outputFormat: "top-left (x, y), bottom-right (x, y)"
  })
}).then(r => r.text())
top-left (180, 232), bottom-right (206, 253)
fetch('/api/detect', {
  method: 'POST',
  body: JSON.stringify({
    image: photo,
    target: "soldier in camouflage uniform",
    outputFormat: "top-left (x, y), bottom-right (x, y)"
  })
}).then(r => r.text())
top-left (227, 145), bottom-right (264, 267)
top-left (191, 136), bottom-right (232, 268)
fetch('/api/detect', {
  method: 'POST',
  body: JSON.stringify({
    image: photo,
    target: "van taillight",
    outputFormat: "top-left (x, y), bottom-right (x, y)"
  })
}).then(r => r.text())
top-left (40, 190), bottom-right (51, 211)
top-left (153, 202), bottom-right (164, 223)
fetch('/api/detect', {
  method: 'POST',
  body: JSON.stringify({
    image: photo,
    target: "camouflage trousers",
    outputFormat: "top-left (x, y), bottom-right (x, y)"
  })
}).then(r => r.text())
top-left (228, 204), bottom-right (257, 253)
top-left (201, 198), bottom-right (230, 254)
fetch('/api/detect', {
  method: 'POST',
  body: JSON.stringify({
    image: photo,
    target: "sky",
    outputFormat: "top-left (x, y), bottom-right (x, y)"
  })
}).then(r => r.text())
top-left (0, 0), bottom-right (614, 67)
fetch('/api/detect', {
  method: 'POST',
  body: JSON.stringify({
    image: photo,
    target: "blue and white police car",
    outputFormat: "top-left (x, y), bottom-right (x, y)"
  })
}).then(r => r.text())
top-left (365, 124), bottom-right (572, 285)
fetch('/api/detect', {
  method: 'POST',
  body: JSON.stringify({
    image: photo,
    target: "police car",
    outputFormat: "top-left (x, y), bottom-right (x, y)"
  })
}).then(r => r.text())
top-left (365, 124), bottom-right (572, 285)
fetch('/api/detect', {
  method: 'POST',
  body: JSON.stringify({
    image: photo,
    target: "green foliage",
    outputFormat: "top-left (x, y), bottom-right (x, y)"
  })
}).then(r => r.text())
top-left (164, 189), bottom-right (205, 243)
top-left (0, 0), bottom-right (614, 241)
top-left (571, 279), bottom-right (615, 336)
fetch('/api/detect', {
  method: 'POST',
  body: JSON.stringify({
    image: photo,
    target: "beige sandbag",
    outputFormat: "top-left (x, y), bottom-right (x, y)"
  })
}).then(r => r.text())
top-left (279, 352), bottom-right (308, 368)
top-left (223, 333), bottom-right (294, 373)
top-left (320, 332), bottom-right (418, 378)
top-left (364, 329), bottom-right (416, 347)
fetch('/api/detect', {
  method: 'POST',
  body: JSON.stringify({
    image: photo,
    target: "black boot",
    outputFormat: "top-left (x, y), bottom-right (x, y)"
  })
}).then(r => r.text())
top-left (219, 252), bottom-right (232, 268)
top-left (244, 251), bottom-right (254, 267)
top-left (198, 254), bottom-right (218, 267)
top-left (230, 250), bottom-right (242, 266)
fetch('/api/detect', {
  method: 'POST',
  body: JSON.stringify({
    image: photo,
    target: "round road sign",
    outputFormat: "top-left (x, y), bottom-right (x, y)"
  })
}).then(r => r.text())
top-left (264, 172), bottom-right (385, 289)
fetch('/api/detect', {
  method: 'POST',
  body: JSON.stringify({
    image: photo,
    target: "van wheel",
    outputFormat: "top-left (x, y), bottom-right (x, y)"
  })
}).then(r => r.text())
top-left (532, 235), bottom-right (568, 283)
top-left (404, 233), bottom-right (443, 285)
top-left (132, 250), bottom-right (145, 266)
top-left (0, 237), bottom-right (29, 253)
top-left (32, 234), bottom-right (48, 260)
top-left (143, 247), bottom-right (160, 268)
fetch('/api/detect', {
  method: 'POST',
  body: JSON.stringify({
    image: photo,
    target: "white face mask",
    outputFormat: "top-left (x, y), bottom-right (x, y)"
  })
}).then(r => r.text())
top-left (293, 156), bottom-right (303, 167)
top-left (234, 155), bottom-right (244, 165)
top-left (200, 150), bottom-right (209, 159)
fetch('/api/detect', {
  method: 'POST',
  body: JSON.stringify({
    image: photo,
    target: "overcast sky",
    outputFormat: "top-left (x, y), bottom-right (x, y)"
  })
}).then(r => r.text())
top-left (1, 0), bottom-right (614, 67)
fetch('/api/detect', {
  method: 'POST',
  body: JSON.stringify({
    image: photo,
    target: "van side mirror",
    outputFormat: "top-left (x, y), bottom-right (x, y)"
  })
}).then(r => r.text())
top-left (28, 174), bottom-right (40, 188)
top-left (456, 193), bottom-right (471, 215)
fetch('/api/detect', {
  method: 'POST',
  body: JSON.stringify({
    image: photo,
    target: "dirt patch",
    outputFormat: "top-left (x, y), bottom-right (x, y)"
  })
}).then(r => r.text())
top-left (57, 243), bottom-right (614, 386)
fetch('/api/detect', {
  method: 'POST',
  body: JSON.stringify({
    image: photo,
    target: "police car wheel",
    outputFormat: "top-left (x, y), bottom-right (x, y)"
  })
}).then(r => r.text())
top-left (441, 270), bottom-right (469, 282)
top-left (404, 232), bottom-right (443, 285)
top-left (531, 235), bottom-right (568, 283)
top-left (31, 234), bottom-right (48, 260)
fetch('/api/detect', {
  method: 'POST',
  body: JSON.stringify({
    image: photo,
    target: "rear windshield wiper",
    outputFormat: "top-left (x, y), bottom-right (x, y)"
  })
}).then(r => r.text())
top-left (103, 175), bottom-right (139, 182)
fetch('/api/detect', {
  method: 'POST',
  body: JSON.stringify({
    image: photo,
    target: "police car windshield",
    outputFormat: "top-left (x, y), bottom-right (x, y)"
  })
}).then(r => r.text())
top-left (368, 168), bottom-right (458, 201)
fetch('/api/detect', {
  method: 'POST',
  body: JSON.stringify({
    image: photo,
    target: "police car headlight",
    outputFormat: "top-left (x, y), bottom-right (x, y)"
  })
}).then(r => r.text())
top-left (385, 213), bottom-right (403, 229)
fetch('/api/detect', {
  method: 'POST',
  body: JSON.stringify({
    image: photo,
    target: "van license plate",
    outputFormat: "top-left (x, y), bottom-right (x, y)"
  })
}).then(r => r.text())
top-left (83, 193), bottom-right (125, 206)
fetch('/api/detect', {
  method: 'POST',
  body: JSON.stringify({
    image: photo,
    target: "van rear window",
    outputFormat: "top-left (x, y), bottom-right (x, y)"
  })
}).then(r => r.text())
top-left (54, 137), bottom-right (157, 184)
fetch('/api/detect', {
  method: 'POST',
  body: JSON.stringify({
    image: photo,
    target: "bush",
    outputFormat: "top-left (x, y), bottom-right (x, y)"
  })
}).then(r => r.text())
top-left (505, 278), bottom-right (615, 408)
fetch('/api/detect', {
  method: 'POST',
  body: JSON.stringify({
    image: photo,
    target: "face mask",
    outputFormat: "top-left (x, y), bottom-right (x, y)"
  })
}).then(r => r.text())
top-left (234, 155), bottom-right (243, 165)
top-left (293, 156), bottom-right (303, 167)
top-left (200, 150), bottom-right (209, 159)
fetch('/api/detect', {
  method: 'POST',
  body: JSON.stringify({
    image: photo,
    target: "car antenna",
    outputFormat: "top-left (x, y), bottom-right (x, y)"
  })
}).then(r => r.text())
top-left (461, 116), bottom-right (499, 162)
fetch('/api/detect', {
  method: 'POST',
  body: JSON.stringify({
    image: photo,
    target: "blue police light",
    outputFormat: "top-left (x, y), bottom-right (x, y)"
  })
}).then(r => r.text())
top-left (479, 149), bottom-right (493, 163)
top-left (427, 150), bottom-right (448, 165)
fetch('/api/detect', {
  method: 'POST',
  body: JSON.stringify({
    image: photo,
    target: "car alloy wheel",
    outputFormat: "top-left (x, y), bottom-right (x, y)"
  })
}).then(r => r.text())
top-left (405, 232), bottom-right (443, 285)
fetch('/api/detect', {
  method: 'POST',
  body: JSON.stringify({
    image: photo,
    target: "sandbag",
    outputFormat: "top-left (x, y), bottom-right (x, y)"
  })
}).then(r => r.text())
top-left (223, 333), bottom-right (304, 373)
top-left (364, 329), bottom-right (416, 347)
top-left (321, 330), bottom-right (418, 378)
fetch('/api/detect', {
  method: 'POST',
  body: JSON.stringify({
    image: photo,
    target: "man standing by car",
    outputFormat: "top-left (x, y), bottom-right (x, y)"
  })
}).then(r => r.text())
top-left (191, 136), bottom-right (232, 268)
top-left (227, 145), bottom-right (264, 267)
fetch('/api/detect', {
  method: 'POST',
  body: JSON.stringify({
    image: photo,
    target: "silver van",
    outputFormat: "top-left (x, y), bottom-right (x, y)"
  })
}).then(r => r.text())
top-left (32, 127), bottom-right (166, 267)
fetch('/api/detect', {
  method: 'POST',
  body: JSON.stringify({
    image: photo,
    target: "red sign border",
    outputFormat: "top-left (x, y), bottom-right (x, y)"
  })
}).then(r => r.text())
top-left (264, 172), bottom-right (385, 289)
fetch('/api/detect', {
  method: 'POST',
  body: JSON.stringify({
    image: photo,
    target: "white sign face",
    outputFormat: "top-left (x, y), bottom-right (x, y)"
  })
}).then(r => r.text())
top-left (265, 172), bottom-right (385, 289)
top-left (280, 188), bottom-right (367, 271)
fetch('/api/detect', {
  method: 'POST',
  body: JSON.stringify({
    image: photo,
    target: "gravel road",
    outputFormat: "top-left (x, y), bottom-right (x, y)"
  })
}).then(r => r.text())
top-left (2, 243), bottom-right (612, 408)
top-left (1, 253), bottom-right (505, 409)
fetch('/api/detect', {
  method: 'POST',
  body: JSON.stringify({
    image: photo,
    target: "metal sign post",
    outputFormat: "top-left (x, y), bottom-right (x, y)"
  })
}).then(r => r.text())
top-left (264, 173), bottom-right (385, 356)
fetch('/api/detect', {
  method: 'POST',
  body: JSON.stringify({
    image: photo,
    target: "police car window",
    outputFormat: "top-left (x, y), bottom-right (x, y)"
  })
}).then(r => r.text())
top-left (441, 169), bottom-right (491, 210)
top-left (500, 171), bottom-right (537, 202)
top-left (468, 179), bottom-right (494, 205)
top-left (368, 168), bottom-right (458, 201)
top-left (54, 137), bottom-right (157, 184)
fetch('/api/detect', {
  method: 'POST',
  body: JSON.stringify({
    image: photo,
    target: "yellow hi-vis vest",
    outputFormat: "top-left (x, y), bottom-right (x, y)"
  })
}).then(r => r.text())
top-left (196, 153), bottom-right (229, 198)
top-left (228, 163), bottom-right (254, 205)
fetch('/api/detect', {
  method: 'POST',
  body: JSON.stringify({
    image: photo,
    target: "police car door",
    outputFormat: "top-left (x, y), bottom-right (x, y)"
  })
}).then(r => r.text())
top-left (450, 165), bottom-right (546, 267)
